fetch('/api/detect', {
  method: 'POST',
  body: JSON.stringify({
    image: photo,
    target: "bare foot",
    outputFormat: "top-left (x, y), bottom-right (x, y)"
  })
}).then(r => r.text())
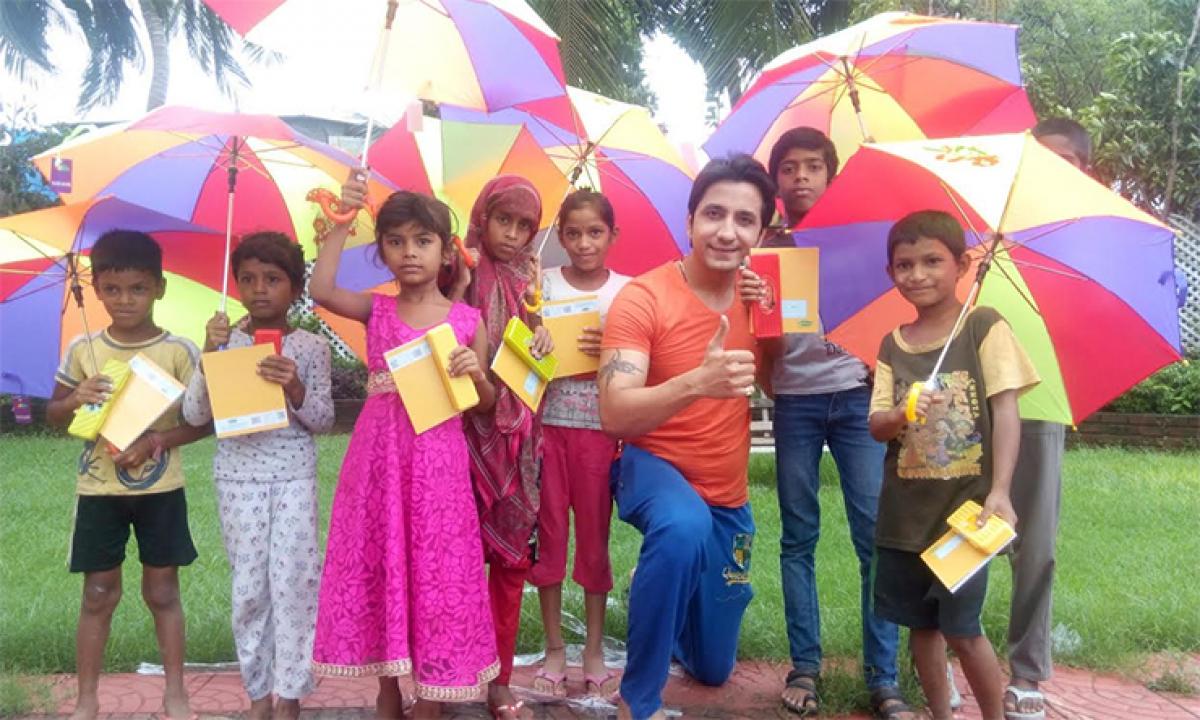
top-left (411, 699), bottom-right (443, 719)
top-left (376, 678), bottom-right (404, 719)
top-left (487, 684), bottom-right (533, 719)
top-left (273, 698), bottom-right (300, 720)
top-left (70, 695), bottom-right (100, 720)
top-left (248, 695), bottom-right (273, 720)
top-left (162, 687), bottom-right (191, 719)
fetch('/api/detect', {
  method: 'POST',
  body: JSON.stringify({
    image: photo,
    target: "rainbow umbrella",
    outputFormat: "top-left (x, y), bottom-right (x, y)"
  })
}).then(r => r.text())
top-left (0, 198), bottom-right (223, 397)
top-left (31, 106), bottom-right (401, 305)
top-left (704, 12), bottom-right (1036, 170)
top-left (790, 132), bottom-right (1182, 424)
top-left (334, 114), bottom-right (569, 295)
top-left (431, 86), bottom-right (694, 276)
top-left (203, 0), bottom-right (566, 113)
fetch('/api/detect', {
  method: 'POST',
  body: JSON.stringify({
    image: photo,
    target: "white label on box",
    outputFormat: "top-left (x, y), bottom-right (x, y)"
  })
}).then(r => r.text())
top-left (386, 340), bottom-right (431, 371)
top-left (214, 408), bottom-right (288, 436)
top-left (128, 355), bottom-right (183, 401)
top-left (934, 533), bottom-right (964, 560)
top-left (523, 369), bottom-right (542, 396)
top-left (781, 300), bottom-right (808, 319)
top-left (542, 298), bottom-right (599, 319)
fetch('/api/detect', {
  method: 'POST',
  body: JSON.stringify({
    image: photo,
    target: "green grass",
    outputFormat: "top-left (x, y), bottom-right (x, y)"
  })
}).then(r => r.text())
top-left (1, 436), bottom-right (1197, 691)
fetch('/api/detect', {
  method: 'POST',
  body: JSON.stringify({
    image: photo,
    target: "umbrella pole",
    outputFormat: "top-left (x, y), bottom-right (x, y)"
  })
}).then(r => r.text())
top-left (220, 137), bottom-right (241, 313)
top-left (65, 252), bottom-right (100, 374)
top-left (840, 57), bottom-right (874, 143)
top-left (906, 233), bottom-right (1003, 421)
top-left (359, 0), bottom-right (401, 170)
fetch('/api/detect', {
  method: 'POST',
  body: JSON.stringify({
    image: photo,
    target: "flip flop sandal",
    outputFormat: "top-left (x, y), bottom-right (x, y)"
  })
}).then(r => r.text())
top-left (585, 670), bottom-right (620, 699)
top-left (1004, 685), bottom-right (1047, 720)
top-left (781, 671), bottom-right (819, 717)
top-left (869, 685), bottom-right (915, 719)
top-left (531, 668), bottom-right (568, 698)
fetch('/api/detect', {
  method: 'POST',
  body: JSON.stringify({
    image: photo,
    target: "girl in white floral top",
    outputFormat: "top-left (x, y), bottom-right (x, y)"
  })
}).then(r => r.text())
top-left (530, 191), bottom-right (630, 699)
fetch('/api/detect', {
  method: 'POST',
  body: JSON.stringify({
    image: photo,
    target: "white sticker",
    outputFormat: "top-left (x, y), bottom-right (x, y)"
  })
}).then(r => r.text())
top-left (781, 300), bottom-right (808, 319)
top-left (934, 533), bottom-right (964, 560)
top-left (214, 409), bottom-right (288, 436)
top-left (523, 369), bottom-right (542, 396)
top-left (385, 341), bottom-right (431, 371)
top-left (128, 355), bottom-right (183, 401)
top-left (542, 299), bottom-right (599, 319)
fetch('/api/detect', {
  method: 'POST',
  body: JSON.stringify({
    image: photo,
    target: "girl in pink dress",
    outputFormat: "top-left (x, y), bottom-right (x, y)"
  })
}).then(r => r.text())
top-left (309, 180), bottom-right (499, 719)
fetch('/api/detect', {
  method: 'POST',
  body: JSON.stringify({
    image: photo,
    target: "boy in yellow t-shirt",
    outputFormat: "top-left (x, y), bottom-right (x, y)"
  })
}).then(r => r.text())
top-left (46, 230), bottom-right (209, 720)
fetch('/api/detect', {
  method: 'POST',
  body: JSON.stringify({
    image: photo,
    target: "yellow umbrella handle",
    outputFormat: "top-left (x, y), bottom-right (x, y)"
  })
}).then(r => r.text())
top-left (523, 287), bottom-right (544, 314)
top-left (905, 382), bottom-right (927, 424)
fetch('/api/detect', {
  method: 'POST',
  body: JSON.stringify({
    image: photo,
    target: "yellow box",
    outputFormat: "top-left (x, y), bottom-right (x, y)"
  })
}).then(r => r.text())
top-left (384, 332), bottom-right (456, 434)
top-left (750, 247), bottom-right (820, 333)
top-left (542, 295), bottom-right (601, 378)
top-left (502, 317), bottom-right (558, 382)
top-left (67, 358), bottom-right (132, 441)
top-left (201, 344), bottom-right (290, 439)
top-left (426, 323), bottom-right (479, 412)
top-left (99, 353), bottom-right (186, 451)
top-left (491, 339), bottom-right (548, 411)
top-left (920, 500), bottom-right (1016, 593)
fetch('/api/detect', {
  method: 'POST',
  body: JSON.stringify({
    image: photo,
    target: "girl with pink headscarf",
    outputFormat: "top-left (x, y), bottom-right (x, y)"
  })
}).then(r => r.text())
top-left (451, 175), bottom-right (553, 720)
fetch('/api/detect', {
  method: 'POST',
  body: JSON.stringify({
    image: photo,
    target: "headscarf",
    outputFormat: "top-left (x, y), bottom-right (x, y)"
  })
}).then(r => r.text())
top-left (463, 175), bottom-right (545, 566)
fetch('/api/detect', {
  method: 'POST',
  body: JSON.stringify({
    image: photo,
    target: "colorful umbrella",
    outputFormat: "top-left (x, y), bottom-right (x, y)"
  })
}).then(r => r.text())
top-left (431, 86), bottom-right (695, 276)
top-left (791, 132), bottom-right (1182, 425)
top-left (334, 114), bottom-right (569, 295)
top-left (0, 198), bottom-right (223, 397)
top-left (202, 0), bottom-right (566, 113)
top-left (704, 11), bottom-right (1036, 170)
top-left (31, 106), bottom-right (401, 303)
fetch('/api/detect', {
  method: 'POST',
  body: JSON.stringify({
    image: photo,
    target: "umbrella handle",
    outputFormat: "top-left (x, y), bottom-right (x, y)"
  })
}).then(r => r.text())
top-left (905, 382), bottom-right (928, 424)
top-left (308, 188), bottom-right (374, 226)
top-left (452, 234), bottom-right (477, 269)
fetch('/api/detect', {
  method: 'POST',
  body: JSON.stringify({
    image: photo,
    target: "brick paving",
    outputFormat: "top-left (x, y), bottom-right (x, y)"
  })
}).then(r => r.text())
top-left (15, 659), bottom-right (1199, 719)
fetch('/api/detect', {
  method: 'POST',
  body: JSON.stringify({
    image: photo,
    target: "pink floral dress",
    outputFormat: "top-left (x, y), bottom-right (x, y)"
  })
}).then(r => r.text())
top-left (313, 295), bottom-right (499, 701)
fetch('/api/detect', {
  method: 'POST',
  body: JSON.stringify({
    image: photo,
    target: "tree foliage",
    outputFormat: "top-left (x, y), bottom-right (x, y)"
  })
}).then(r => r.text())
top-left (0, 106), bottom-right (65, 217)
top-left (0, 0), bottom-right (254, 112)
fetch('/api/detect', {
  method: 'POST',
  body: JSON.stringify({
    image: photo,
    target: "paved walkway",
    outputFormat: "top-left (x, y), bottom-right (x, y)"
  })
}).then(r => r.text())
top-left (18, 660), bottom-right (1200, 719)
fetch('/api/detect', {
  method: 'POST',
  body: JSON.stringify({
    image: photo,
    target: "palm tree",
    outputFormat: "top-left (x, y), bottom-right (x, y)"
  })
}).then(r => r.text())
top-left (0, 0), bottom-right (256, 112)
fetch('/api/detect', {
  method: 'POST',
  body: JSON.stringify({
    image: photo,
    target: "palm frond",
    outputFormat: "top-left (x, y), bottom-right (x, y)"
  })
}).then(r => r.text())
top-left (66, 0), bottom-right (143, 112)
top-left (530, 0), bottom-right (654, 106)
top-left (0, 0), bottom-right (63, 78)
top-left (173, 0), bottom-right (250, 97)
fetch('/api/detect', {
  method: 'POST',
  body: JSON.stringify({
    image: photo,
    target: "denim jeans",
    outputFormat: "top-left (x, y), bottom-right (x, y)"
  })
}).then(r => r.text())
top-left (774, 387), bottom-right (898, 689)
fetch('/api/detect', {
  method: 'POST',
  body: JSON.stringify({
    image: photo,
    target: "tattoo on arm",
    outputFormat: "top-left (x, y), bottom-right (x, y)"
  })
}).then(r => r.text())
top-left (599, 350), bottom-right (639, 390)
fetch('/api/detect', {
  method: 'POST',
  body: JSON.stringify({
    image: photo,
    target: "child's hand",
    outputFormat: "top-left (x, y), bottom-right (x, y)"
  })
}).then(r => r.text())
top-left (341, 168), bottom-right (369, 213)
top-left (737, 265), bottom-right (768, 305)
top-left (530, 325), bottom-right (554, 359)
top-left (257, 354), bottom-right (303, 403)
top-left (978, 490), bottom-right (1017, 529)
top-left (112, 431), bottom-right (162, 469)
top-left (908, 385), bottom-right (944, 422)
top-left (203, 311), bottom-right (231, 352)
top-left (447, 345), bottom-right (485, 382)
top-left (74, 374), bottom-right (113, 407)
top-left (524, 256), bottom-right (543, 303)
top-left (577, 326), bottom-right (603, 357)
top-left (451, 247), bottom-right (479, 293)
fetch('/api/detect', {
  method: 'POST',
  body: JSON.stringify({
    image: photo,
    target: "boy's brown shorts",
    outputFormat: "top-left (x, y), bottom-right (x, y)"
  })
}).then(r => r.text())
top-left (69, 488), bottom-right (197, 573)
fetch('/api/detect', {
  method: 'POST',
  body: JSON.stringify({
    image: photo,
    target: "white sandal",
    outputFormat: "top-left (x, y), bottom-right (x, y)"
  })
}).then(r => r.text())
top-left (1004, 685), bottom-right (1046, 720)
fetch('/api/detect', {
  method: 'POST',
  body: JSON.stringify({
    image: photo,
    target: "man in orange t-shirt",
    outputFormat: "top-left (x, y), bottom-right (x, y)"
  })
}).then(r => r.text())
top-left (599, 155), bottom-right (775, 720)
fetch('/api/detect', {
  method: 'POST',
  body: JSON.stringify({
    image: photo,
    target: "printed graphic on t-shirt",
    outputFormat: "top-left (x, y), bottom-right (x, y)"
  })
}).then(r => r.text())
top-left (78, 440), bottom-right (169, 491)
top-left (896, 369), bottom-right (983, 479)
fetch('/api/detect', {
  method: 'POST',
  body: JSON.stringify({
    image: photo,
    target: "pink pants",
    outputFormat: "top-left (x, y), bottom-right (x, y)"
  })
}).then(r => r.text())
top-left (528, 425), bottom-right (616, 593)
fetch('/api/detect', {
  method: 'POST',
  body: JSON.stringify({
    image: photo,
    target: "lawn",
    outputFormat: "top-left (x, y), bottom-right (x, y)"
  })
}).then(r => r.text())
top-left (1, 435), bottom-right (1197, 694)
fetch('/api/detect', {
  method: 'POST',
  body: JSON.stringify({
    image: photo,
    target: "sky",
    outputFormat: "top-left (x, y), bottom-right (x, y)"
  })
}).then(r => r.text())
top-left (0, 15), bottom-right (715, 150)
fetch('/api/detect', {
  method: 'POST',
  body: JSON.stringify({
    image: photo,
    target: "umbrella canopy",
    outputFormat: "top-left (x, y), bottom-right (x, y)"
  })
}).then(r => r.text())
top-left (433, 86), bottom-right (695, 276)
top-left (31, 106), bottom-right (401, 286)
top-left (0, 198), bottom-right (223, 397)
top-left (791, 132), bottom-right (1182, 425)
top-left (704, 12), bottom-right (1036, 169)
top-left (203, 0), bottom-right (566, 113)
